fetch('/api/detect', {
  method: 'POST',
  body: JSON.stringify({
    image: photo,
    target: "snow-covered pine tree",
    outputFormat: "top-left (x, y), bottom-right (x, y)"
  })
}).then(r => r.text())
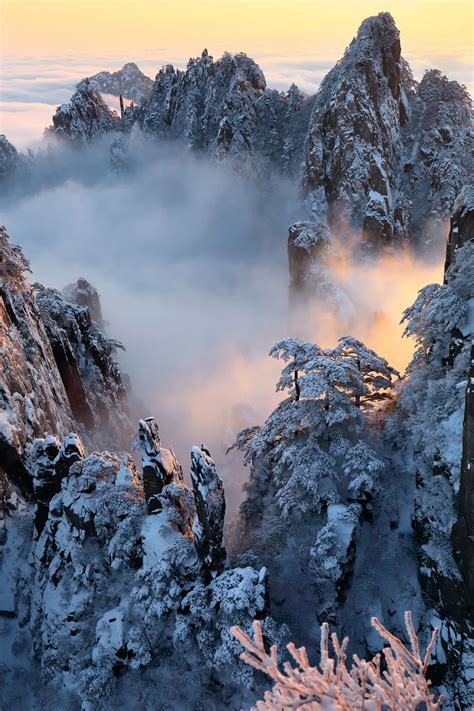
top-left (230, 335), bottom-right (397, 626)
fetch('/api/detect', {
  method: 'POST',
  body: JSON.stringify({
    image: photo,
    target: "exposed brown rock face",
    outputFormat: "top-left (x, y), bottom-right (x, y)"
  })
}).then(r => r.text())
top-left (0, 227), bottom-right (131, 497)
top-left (0, 227), bottom-right (75, 498)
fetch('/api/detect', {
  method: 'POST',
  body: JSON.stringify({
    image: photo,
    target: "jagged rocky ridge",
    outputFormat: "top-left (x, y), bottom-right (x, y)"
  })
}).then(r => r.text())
top-left (1, 416), bottom-right (284, 708)
top-left (79, 62), bottom-right (153, 104)
top-left (0, 226), bottom-right (132, 502)
top-left (45, 80), bottom-right (121, 143)
top-left (38, 12), bottom-right (472, 252)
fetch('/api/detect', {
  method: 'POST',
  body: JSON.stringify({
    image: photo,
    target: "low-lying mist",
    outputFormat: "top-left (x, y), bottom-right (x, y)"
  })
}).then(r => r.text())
top-left (1, 137), bottom-right (445, 514)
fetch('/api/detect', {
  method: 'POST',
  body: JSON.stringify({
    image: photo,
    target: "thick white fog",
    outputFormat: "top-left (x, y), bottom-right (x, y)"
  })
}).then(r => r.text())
top-left (1, 137), bottom-right (444, 514)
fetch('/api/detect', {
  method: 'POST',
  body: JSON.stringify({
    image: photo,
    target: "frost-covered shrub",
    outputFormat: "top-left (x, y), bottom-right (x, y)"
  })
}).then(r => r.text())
top-left (231, 612), bottom-right (443, 710)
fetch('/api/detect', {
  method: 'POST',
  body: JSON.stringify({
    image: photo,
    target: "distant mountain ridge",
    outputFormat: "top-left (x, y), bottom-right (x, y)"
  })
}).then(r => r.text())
top-left (79, 62), bottom-right (153, 103)
top-left (1, 14), bottom-right (471, 250)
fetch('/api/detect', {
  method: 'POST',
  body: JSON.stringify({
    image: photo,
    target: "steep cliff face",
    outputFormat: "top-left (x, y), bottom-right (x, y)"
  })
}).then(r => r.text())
top-left (302, 12), bottom-right (409, 244)
top-left (82, 62), bottom-right (153, 104)
top-left (450, 187), bottom-right (474, 603)
top-left (34, 285), bottom-right (131, 450)
top-left (0, 135), bottom-right (22, 182)
top-left (444, 185), bottom-right (474, 274)
top-left (401, 72), bottom-right (472, 247)
top-left (142, 50), bottom-right (265, 156)
top-left (34, 14), bottom-right (470, 246)
top-left (0, 228), bottom-right (75, 499)
top-left (394, 187), bottom-right (474, 704)
top-left (46, 81), bottom-right (120, 143)
top-left (0, 228), bottom-right (131, 499)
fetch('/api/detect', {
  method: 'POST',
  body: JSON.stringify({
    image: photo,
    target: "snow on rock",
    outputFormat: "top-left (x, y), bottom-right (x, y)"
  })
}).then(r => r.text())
top-left (37, 16), bottom-right (469, 247)
top-left (62, 277), bottom-right (105, 329)
top-left (133, 417), bottom-right (183, 513)
top-left (302, 13), bottom-right (471, 249)
top-left (288, 220), bottom-right (333, 306)
top-left (190, 444), bottom-right (226, 579)
top-left (0, 227), bottom-right (75, 498)
top-left (396, 206), bottom-right (474, 704)
top-left (445, 184), bottom-right (474, 273)
top-left (34, 284), bottom-right (131, 451)
top-left (139, 48), bottom-right (314, 174)
top-left (302, 12), bottom-right (408, 243)
top-left (46, 80), bottom-right (120, 143)
top-left (0, 134), bottom-right (22, 182)
top-left (80, 63), bottom-right (153, 104)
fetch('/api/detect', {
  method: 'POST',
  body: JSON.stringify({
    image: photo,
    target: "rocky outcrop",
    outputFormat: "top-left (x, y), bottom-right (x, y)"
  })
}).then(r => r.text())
top-left (140, 49), bottom-right (314, 173)
top-left (62, 277), bottom-right (105, 329)
top-left (444, 185), bottom-right (474, 274)
top-left (34, 285), bottom-right (131, 450)
top-left (402, 72), bottom-right (472, 247)
top-left (0, 422), bottom-right (277, 708)
top-left (0, 227), bottom-right (75, 498)
top-left (302, 12), bottom-right (409, 243)
top-left (133, 417), bottom-right (183, 513)
top-left (450, 187), bottom-right (474, 601)
top-left (190, 445), bottom-right (226, 579)
top-left (42, 15), bottom-right (469, 247)
top-left (301, 13), bottom-right (471, 249)
top-left (81, 63), bottom-right (153, 104)
top-left (46, 81), bottom-right (120, 143)
top-left (452, 344), bottom-right (474, 600)
top-left (288, 221), bottom-right (332, 305)
top-left (0, 135), bottom-right (21, 182)
top-left (0, 227), bottom-right (131, 500)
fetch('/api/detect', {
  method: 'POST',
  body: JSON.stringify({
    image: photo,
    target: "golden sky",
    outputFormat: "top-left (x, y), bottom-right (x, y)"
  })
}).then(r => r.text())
top-left (1, 0), bottom-right (472, 148)
top-left (2, 0), bottom-right (472, 67)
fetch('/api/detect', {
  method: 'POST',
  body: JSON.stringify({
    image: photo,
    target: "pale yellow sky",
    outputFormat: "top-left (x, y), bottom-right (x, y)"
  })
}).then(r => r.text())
top-left (2, 0), bottom-right (472, 67)
top-left (0, 0), bottom-right (472, 147)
